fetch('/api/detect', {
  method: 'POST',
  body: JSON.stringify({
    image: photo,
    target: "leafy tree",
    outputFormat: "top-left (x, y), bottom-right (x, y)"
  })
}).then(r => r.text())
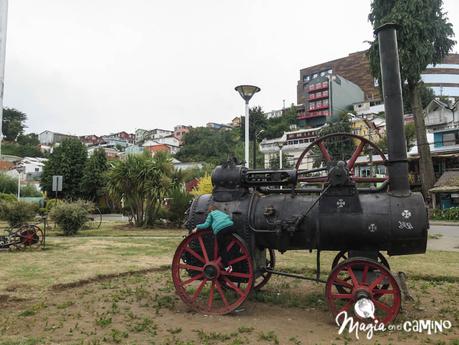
top-left (368, 0), bottom-right (456, 199)
top-left (17, 133), bottom-right (39, 146)
top-left (268, 152), bottom-right (294, 169)
top-left (1, 108), bottom-right (27, 141)
top-left (1, 142), bottom-right (43, 157)
top-left (240, 106), bottom-right (268, 141)
top-left (107, 151), bottom-right (173, 227)
top-left (80, 148), bottom-right (109, 201)
top-left (175, 127), bottom-right (240, 165)
top-left (313, 113), bottom-right (355, 167)
top-left (40, 139), bottom-right (88, 199)
top-left (377, 122), bottom-right (417, 153)
top-left (402, 83), bottom-right (434, 114)
top-left (263, 105), bottom-right (298, 140)
top-left (181, 164), bottom-right (215, 182)
top-left (20, 184), bottom-right (42, 197)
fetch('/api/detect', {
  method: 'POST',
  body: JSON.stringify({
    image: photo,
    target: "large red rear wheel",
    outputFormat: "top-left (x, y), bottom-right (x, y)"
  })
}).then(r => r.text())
top-left (172, 230), bottom-right (254, 315)
top-left (325, 258), bottom-right (401, 325)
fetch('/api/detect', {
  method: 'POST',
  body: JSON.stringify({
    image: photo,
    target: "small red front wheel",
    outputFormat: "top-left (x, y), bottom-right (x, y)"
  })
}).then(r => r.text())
top-left (253, 248), bottom-right (275, 291)
top-left (172, 230), bottom-right (254, 315)
top-left (325, 258), bottom-right (401, 325)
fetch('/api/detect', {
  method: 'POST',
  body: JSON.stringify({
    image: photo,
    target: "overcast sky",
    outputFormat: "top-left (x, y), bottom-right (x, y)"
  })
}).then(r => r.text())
top-left (3, 0), bottom-right (459, 136)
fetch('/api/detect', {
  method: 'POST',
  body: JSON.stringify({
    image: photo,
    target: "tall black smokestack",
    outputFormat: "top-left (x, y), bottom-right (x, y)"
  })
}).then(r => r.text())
top-left (375, 23), bottom-right (410, 196)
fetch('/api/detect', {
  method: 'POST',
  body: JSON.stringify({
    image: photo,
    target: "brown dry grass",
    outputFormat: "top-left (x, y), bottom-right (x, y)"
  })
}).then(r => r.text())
top-left (0, 221), bottom-right (458, 344)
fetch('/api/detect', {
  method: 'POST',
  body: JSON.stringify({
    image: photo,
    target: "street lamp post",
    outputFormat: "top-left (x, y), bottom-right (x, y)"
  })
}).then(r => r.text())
top-left (277, 141), bottom-right (285, 169)
top-left (16, 166), bottom-right (24, 200)
top-left (235, 85), bottom-right (260, 168)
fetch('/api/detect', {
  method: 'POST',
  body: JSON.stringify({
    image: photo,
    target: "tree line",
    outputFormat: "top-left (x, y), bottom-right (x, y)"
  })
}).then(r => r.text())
top-left (40, 139), bottom-right (201, 227)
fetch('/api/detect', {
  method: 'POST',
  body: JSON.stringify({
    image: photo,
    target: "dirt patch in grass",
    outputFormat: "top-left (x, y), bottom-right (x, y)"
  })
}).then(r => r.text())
top-left (0, 269), bottom-right (457, 345)
top-left (51, 266), bottom-right (170, 291)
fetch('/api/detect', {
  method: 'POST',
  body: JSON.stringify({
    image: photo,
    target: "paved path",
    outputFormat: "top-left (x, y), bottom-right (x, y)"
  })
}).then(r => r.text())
top-left (98, 215), bottom-right (458, 251)
top-left (428, 224), bottom-right (459, 252)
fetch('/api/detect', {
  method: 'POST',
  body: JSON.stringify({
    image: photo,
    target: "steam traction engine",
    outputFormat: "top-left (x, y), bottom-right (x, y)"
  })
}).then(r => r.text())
top-left (172, 24), bottom-right (428, 324)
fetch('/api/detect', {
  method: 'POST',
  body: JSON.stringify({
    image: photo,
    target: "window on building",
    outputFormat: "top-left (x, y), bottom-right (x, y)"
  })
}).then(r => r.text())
top-left (444, 132), bottom-right (456, 146)
top-left (313, 73), bottom-right (318, 78)
top-left (328, 69), bottom-right (333, 74)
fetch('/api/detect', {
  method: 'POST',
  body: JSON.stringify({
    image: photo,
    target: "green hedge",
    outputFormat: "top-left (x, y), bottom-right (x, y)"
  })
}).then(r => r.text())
top-left (49, 200), bottom-right (94, 235)
top-left (431, 207), bottom-right (459, 221)
top-left (0, 200), bottom-right (37, 227)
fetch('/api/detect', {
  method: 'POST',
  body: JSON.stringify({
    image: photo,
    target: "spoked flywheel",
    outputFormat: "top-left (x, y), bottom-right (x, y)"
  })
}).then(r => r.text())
top-left (325, 258), bottom-right (401, 325)
top-left (172, 230), bottom-right (254, 315)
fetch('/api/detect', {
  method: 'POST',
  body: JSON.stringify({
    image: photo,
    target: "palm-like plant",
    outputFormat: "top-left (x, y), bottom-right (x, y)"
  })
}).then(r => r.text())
top-left (107, 152), bottom-right (173, 227)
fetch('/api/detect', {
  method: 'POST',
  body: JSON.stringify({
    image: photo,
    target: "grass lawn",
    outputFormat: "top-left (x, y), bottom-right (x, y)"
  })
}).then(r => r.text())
top-left (0, 221), bottom-right (458, 344)
top-left (0, 223), bottom-right (186, 299)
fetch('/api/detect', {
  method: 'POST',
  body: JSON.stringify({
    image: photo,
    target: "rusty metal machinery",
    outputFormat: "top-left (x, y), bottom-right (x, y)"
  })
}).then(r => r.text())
top-left (172, 24), bottom-right (428, 324)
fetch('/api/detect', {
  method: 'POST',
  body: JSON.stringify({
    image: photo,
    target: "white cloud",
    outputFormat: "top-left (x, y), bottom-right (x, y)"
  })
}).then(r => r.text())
top-left (3, 0), bottom-right (458, 135)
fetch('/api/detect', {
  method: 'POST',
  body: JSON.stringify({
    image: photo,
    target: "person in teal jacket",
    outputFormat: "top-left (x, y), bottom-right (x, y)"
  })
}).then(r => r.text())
top-left (192, 205), bottom-right (235, 273)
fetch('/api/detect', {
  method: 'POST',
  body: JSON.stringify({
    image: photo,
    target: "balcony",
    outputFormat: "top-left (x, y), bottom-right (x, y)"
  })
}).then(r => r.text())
top-left (308, 93), bottom-right (316, 101)
top-left (314, 90), bottom-right (329, 99)
top-left (303, 111), bottom-right (327, 119)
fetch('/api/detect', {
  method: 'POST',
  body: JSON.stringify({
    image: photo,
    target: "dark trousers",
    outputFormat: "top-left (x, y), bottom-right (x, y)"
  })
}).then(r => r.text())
top-left (215, 225), bottom-right (235, 267)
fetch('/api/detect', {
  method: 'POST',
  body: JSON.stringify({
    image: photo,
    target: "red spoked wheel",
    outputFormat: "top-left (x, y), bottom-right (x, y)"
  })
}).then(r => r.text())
top-left (172, 230), bottom-right (254, 315)
top-left (332, 251), bottom-right (390, 270)
top-left (331, 251), bottom-right (390, 294)
top-left (17, 225), bottom-right (44, 249)
top-left (253, 248), bottom-right (275, 291)
top-left (325, 258), bottom-right (401, 325)
top-left (295, 133), bottom-right (388, 185)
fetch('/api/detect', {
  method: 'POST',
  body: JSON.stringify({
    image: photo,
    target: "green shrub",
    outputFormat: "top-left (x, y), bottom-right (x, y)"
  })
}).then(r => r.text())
top-left (431, 207), bottom-right (459, 221)
top-left (45, 198), bottom-right (59, 212)
top-left (20, 184), bottom-right (43, 197)
top-left (167, 189), bottom-right (193, 227)
top-left (49, 200), bottom-right (95, 235)
top-left (0, 173), bottom-right (17, 194)
top-left (0, 193), bottom-right (17, 203)
top-left (0, 200), bottom-right (37, 227)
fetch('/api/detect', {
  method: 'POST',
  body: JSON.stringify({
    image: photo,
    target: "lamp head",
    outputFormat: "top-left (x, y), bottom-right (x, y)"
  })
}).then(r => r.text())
top-left (235, 85), bottom-right (261, 103)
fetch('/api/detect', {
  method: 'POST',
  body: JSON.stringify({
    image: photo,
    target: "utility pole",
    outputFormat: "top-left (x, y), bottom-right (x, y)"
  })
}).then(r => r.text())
top-left (0, 0), bottom-right (8, 159)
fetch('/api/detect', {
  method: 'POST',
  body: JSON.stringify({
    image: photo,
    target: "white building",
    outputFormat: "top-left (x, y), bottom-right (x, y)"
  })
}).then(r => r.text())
top-left (259, 127), bottom-right (323, 169)
top-left (143, 135), bottom-right (180, 148)
top-left (424, 98), bottom-right (459, 131)
top-left (38, 130), bottom-right (78, 145)
top-left (265, 109), bottom-right (284, 119)
top-left (135, 128), bottom-right (174, 144)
